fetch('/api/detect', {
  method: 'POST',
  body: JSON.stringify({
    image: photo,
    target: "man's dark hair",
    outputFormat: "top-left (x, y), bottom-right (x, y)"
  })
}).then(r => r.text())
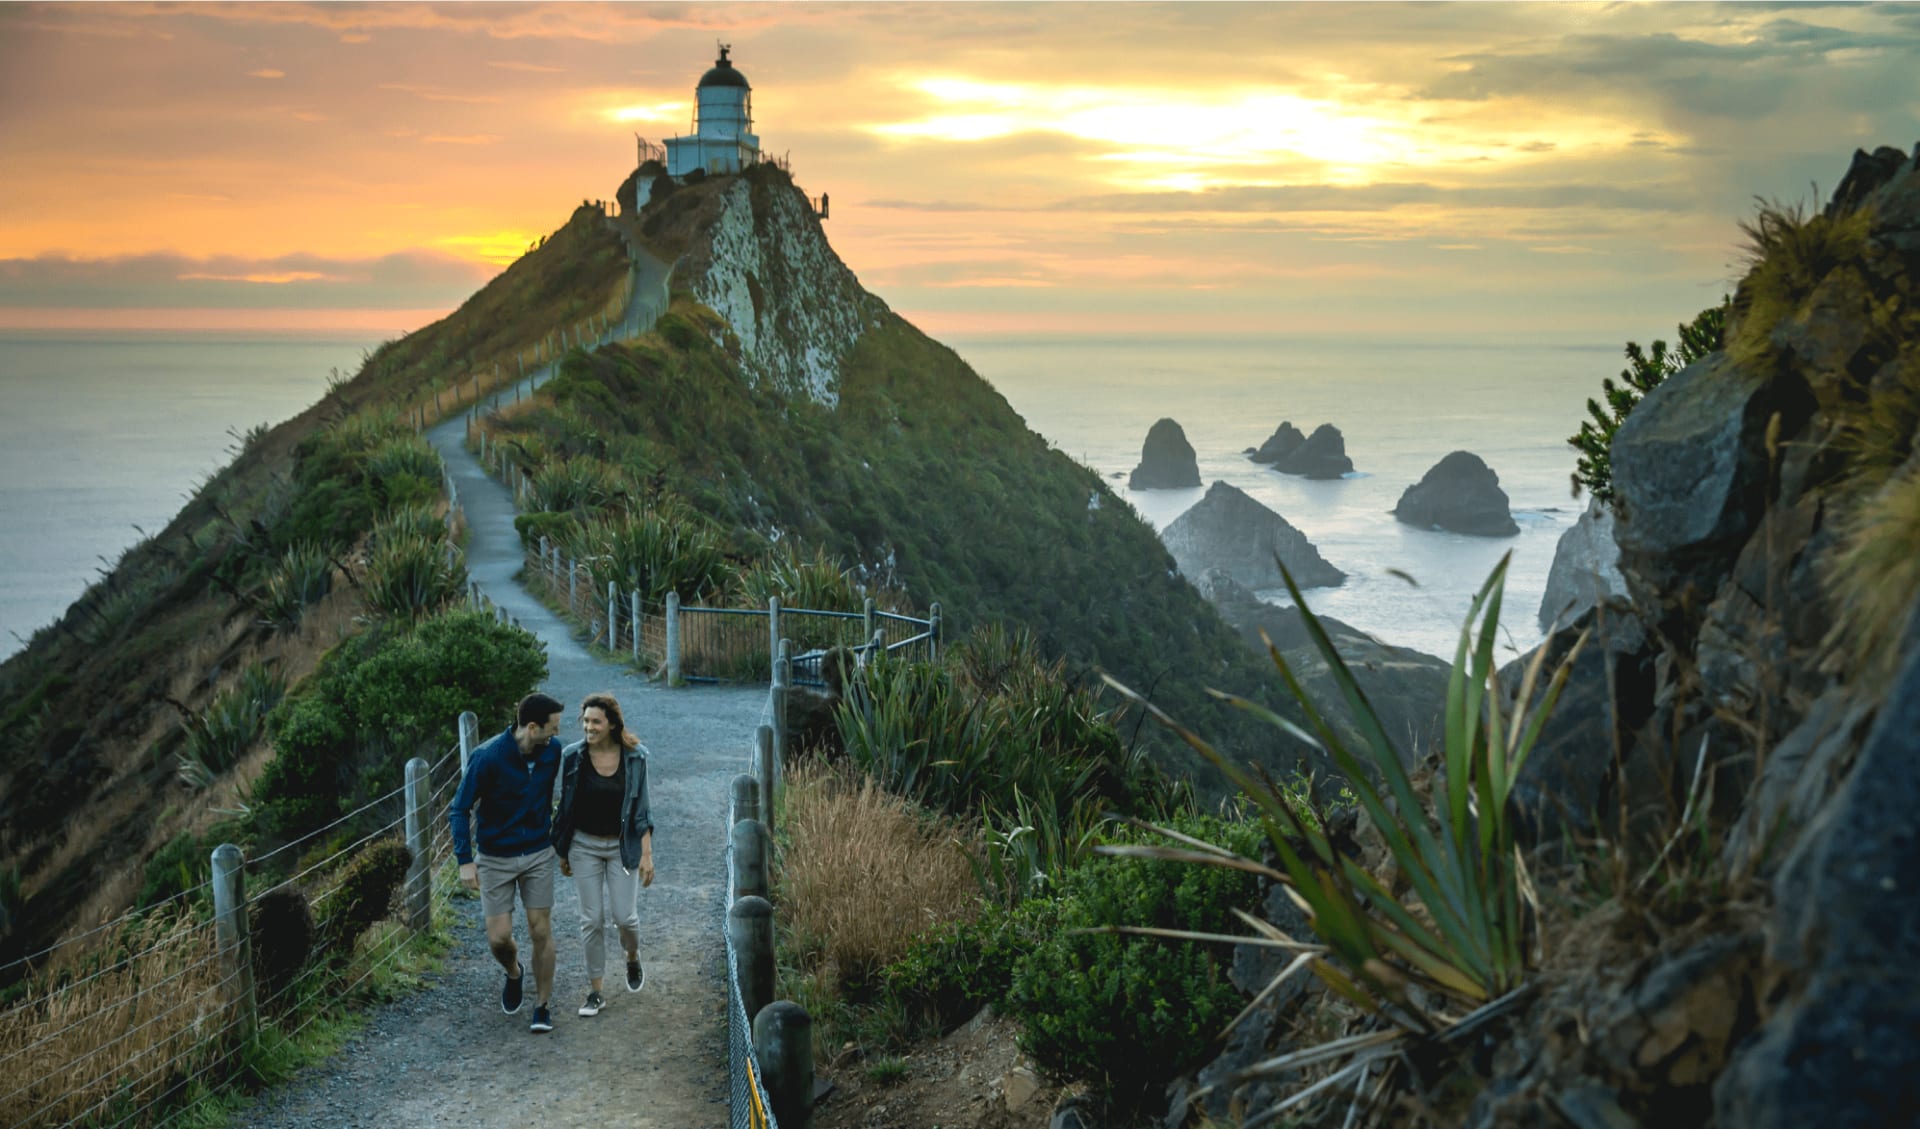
top-left (517, 692), bottom-right (564, 728)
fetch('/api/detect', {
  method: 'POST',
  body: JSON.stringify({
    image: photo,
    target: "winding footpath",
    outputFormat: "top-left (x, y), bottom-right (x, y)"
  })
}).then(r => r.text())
top-left (240, 258), bottom-right (765, 1128)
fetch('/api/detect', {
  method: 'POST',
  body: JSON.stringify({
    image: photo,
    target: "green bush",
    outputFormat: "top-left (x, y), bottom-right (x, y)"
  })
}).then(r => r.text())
top-left (317, 839), bottom-right (412, 958)
top-left (526, 457), bottom-right (627, 514)
top-left (882, 895), bottom-right (1063, 1035)
top-left (175, 662), bottom-right (288, 790)
top-left (1570, 301), bottom-right (1727, 505)
top-left (739, 543), bottom-right (865, 612)
top-left (569, 508), bottom-right (734, 603)
top-left (1001, 816), bottom-right (1265, 1106)
top-left (254, 611), bottom-right (546, 845)
top-left (137, 831), bottom-right (213, 913)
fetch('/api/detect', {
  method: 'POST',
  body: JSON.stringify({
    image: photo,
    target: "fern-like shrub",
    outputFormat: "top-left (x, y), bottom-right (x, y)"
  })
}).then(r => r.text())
top-left (1570, 300), bottom-right (1727, 506)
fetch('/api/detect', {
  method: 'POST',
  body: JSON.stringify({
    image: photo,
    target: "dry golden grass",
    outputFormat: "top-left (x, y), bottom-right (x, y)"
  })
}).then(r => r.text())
top-left (777, 758), bottom-right (982, 989)
top-left (0, 910), bottom-right (229, 1128)
top-left (1824, 461), bottom-right (1920, 685)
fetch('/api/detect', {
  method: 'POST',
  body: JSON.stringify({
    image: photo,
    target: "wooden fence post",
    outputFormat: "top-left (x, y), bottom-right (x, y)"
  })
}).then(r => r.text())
top-left (929, 601), bottom-right (943, 664)
top-left (459, 710), bottom-right (479, 777)
top-left (730, 819), bottom-right (768, 901)
top-left (755, 724), bottom-right (776, 838)
top-left (767, 596), bottom-right (781, 665)
top-left (754, 1002), bottom-right (816, 1129)
top-left (727, 896), bottom-right (775, 1026)
top-left (665, 590), bottom-right (681, 684)
top-left (731, 773), bottom-right (760, 828)
top-left (632, 590), bottom-right (643, 663)
top-left (771, 640), bottom-right (791, 782)
top-left (404, 757), bottom-right (432, 932)
top-left (210, 844), bottom-right (257, 1047)
top-left (863, 597), bottom-right (875, 646)
top-left (568, 559), bottom-right (577, 614)
top-left (607, 581), bottom-right (618, 650)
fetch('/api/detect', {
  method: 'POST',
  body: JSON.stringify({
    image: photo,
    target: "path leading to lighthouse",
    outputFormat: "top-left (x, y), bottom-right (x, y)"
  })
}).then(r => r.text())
top-left (240, 338), bottom-right (768, 1128)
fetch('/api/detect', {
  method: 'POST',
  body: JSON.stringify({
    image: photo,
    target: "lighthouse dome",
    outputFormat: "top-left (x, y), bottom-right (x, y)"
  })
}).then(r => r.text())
top-left (698, 48), bottom-right (750, 90)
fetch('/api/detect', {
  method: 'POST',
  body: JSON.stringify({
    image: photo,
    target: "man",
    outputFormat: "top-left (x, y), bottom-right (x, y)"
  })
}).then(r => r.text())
top-left (451, 691), bottom-right (566, 1034)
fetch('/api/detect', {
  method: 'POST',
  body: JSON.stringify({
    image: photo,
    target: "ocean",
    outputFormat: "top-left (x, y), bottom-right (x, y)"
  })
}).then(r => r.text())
top-left (947, 334), bottom-right (1616, 663)
top-left (0, 332), bottom-right (375, 661)
top-left (0, 330), bottom-right (1613, 665)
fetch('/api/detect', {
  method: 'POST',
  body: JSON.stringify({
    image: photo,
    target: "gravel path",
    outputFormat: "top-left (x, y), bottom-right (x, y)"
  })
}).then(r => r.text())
top-left (239, 345), bottom-right (767, 1128)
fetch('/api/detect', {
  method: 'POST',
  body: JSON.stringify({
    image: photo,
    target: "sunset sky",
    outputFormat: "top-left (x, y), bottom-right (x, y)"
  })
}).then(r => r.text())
top-left (2, 1), bottom-right (1916, 339)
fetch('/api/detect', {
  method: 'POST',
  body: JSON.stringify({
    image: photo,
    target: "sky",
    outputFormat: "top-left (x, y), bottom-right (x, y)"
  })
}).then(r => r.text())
top-left (2, 1), bottom-right (1916, 340)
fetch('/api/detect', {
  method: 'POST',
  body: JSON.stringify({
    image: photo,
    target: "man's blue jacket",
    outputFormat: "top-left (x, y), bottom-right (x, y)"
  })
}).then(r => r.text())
top-left (450, 727), bottom-right (561, 864)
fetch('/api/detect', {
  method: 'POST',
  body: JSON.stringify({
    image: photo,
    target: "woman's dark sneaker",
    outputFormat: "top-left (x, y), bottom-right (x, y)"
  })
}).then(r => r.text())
top-left (578, 990), bottom-right (605, 1017)
top-left (529, 1005), bottom-right (554, 1034)
top-left (626, 958), bottom-right (645, 993)
top-left (502, 965), bottom-right (524, 1014)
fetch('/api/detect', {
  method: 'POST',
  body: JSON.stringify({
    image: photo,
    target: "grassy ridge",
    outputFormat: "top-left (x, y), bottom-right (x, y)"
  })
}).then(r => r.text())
top-left (494, 302), bottom-right (1300, 794)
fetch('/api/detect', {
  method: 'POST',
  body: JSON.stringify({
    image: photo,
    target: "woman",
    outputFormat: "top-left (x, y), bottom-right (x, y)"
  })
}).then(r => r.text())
top-left (553, 692), bottom-right (655, 1018)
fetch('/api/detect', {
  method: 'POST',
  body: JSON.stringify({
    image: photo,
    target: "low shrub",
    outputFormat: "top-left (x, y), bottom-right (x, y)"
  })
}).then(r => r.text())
top-left (317, 839), bottom-right (412, 958)
top-left (258, 541), bottom-right (334, 630)
top-left (175, 661), bottom-right (288, 790)
top-left (364, 531), bottom-right (464, 621)
top-left (250, 886), bottom-right (316, 1003)
top-left (739, 543), bottom-right (865, 613)
top-left (999, 815), bottom-right (1266, 1107)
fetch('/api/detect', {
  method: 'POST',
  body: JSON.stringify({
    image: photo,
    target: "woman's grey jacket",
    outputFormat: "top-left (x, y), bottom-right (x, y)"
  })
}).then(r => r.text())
top-left (551, 739), bottom-right (654, 871)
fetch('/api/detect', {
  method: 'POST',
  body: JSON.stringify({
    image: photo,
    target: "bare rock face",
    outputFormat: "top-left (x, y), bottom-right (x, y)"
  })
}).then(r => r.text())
top-left (1161, 481), bottom-right (1343, 589)
top-left (1538, 497), bottom-right (1627, 631)
top-left (1248, 421), bottom-right (1306, 465)
top-left (1127, 418), bottom-right (1202, 489)
top-left (1392, 450), bottom-right (1519, 537)
top-left (1271, 423), bottom-right (1353, 479)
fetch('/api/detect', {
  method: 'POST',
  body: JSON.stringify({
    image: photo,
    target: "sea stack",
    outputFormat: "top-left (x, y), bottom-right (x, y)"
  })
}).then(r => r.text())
top-left (1161, 481), bottom-right (1345, 589)
top-left (1128, 418), bottom-right (1203, 489)
top-left (1537, 496), bottom-right (1628, 630)
top-left (1272, 423), bottom-right (1354, 479)
top-left (1393, 450), bottom-right (1519, 536)
top-left (1249, 421), bottom-right (1307, 465)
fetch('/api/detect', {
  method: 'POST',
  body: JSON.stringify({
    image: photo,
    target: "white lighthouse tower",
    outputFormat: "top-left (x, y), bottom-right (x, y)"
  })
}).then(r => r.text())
top-left (665, 45), bottom-right (762, 177)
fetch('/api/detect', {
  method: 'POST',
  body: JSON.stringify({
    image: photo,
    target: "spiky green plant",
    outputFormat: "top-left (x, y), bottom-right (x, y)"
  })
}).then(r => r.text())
top-left (363, 434), bottom-right (442, 484)
top-left (363, 531), bottom-right (464, 620)
top-left (175, 662), bottom-right (288, 789)
top-left (370, 503), bottom-right (446, 547)
top-left (1105, 554), bottom-right (1585, 1034)
top-left (570, 509), bottom-right (733, 603)
top-left (739, 543), bottom-right (864, 613)
top-left (258, 541), bottom-right (334, 630)
top-left (526, 457), bottom-right (627, 514)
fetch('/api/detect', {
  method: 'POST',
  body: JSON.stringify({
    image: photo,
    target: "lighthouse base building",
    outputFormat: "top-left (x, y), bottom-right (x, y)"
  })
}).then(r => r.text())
top-left (665, 46), bottom-right (761, 177)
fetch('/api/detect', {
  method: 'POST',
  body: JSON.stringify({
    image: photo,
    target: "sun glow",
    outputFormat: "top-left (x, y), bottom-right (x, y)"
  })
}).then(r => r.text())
top-left (606, 101), bottom-right (691, 125)
top-left (436, 231), bottom-right (540, 266)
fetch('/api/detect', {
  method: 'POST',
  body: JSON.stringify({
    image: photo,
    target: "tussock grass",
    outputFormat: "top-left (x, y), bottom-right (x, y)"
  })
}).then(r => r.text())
top-left (1823, 462), bottom-right (1920, 685)
top-left (778, 758), bottom-right (981, 993)
top-left (1729, 197), bottom-right (1872, 361)
top-left (0, 909), bottom-right (227, 1127)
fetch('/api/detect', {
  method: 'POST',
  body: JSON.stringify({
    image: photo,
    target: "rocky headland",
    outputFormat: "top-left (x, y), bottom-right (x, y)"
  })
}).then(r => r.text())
top-left (1160, 481), bottom-right (1344, 590)
top-left (1392, 449), bottom-right (1519, 536)
top-left (1128, 417), bottom-right (1203, 489)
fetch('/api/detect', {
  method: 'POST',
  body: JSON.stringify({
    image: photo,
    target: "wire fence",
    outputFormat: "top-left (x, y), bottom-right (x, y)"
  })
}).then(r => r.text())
top-left (0, 730), bottom-right (471, 1129)
top-left (726, 709), bottom-right (780, 1129)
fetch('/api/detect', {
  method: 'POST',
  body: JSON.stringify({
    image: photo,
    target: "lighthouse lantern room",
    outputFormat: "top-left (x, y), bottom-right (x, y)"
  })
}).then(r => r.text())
top-left (665, 45), bottom-right (762, 177)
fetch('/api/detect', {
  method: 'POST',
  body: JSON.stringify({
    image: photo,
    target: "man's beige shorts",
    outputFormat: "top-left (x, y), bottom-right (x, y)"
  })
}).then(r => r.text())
top-left (476, 846), bottom-right (556, 918)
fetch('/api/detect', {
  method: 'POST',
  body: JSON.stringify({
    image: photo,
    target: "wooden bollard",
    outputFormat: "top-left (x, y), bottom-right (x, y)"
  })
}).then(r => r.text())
top-left (664, 590), bottom-right (681, 683)
top-left (754, 1001), bottom-right (815, 1129)
top-left (727, 896), bottom-right (775, 1025)
top-left (731, 772), bottom-right (760, 828)
top-left (731, 819), bottom-right (768, 902)
top-left (404, 757), bottom-right (432, 931)
top-left (755, 725), bottom-right (776, 837)
top-left (210, 844), bottom-right (257, 1046)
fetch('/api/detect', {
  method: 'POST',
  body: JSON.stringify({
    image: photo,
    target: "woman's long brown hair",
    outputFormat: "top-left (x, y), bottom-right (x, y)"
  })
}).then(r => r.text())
top-left (581, 692), bottom-right (641, 750)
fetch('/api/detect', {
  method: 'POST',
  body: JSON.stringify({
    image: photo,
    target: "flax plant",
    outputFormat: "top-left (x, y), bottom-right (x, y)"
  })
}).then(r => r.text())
top-left (1105, 554), bottom-right (1586, 1034)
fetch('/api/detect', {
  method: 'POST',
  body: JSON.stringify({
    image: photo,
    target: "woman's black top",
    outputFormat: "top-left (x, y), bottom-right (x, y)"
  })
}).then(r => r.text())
top-left (574, 755), bottom-right (625, 839)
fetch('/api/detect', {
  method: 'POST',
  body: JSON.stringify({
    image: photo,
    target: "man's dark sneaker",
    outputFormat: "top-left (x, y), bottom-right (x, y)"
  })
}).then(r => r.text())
top-left (501, 964), bottom-right (524, 1014)
top-left (626, 958), bottom-right (645, 993)
top-left (529, 1004), bottom-right (554, 1034)
top-left (578, 990), bottom-right (605, 1017)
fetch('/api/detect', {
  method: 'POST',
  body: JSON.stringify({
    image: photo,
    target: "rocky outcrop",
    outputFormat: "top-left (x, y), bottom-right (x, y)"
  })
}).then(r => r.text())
top-left (1392, 450), bottom-right (1518, 537)
top-left (1270, 423), bottom-right (1352, 479)
top-left (1128, 418), bottom-right (1202, 489)
top-left (1538, 497), bottom-right (1627, 631)
top-left (1162, 482), bottom-right (1342, 589)
top-left (1193, 567), bottom-right (1448, 761)
top-left (1248, 422), bottom-right (1306, 465)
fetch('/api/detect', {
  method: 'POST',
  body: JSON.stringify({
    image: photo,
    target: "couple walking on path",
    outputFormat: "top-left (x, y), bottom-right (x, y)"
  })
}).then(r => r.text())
top-left (451, 690), bottom-right (657, 1034)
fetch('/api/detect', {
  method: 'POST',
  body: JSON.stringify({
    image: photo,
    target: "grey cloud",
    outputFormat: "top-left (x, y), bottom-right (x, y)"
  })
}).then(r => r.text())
top-left (0, 251), bottom-right (488, 309)
top-left (1048, 181), bottom-right (1695, 215)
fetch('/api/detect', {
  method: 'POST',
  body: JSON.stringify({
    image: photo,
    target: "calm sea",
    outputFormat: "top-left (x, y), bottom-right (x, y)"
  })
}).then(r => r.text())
top-left (0, 330), bottom-right (1614, 665)
top-left (948, 334), bottom-right (1617, 663)
top-left (0, 332), bottom-right (374, 661)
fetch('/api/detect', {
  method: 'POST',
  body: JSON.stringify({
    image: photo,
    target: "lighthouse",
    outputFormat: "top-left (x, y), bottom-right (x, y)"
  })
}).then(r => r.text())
top-left (664, 45), bottom-right (762, 177)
